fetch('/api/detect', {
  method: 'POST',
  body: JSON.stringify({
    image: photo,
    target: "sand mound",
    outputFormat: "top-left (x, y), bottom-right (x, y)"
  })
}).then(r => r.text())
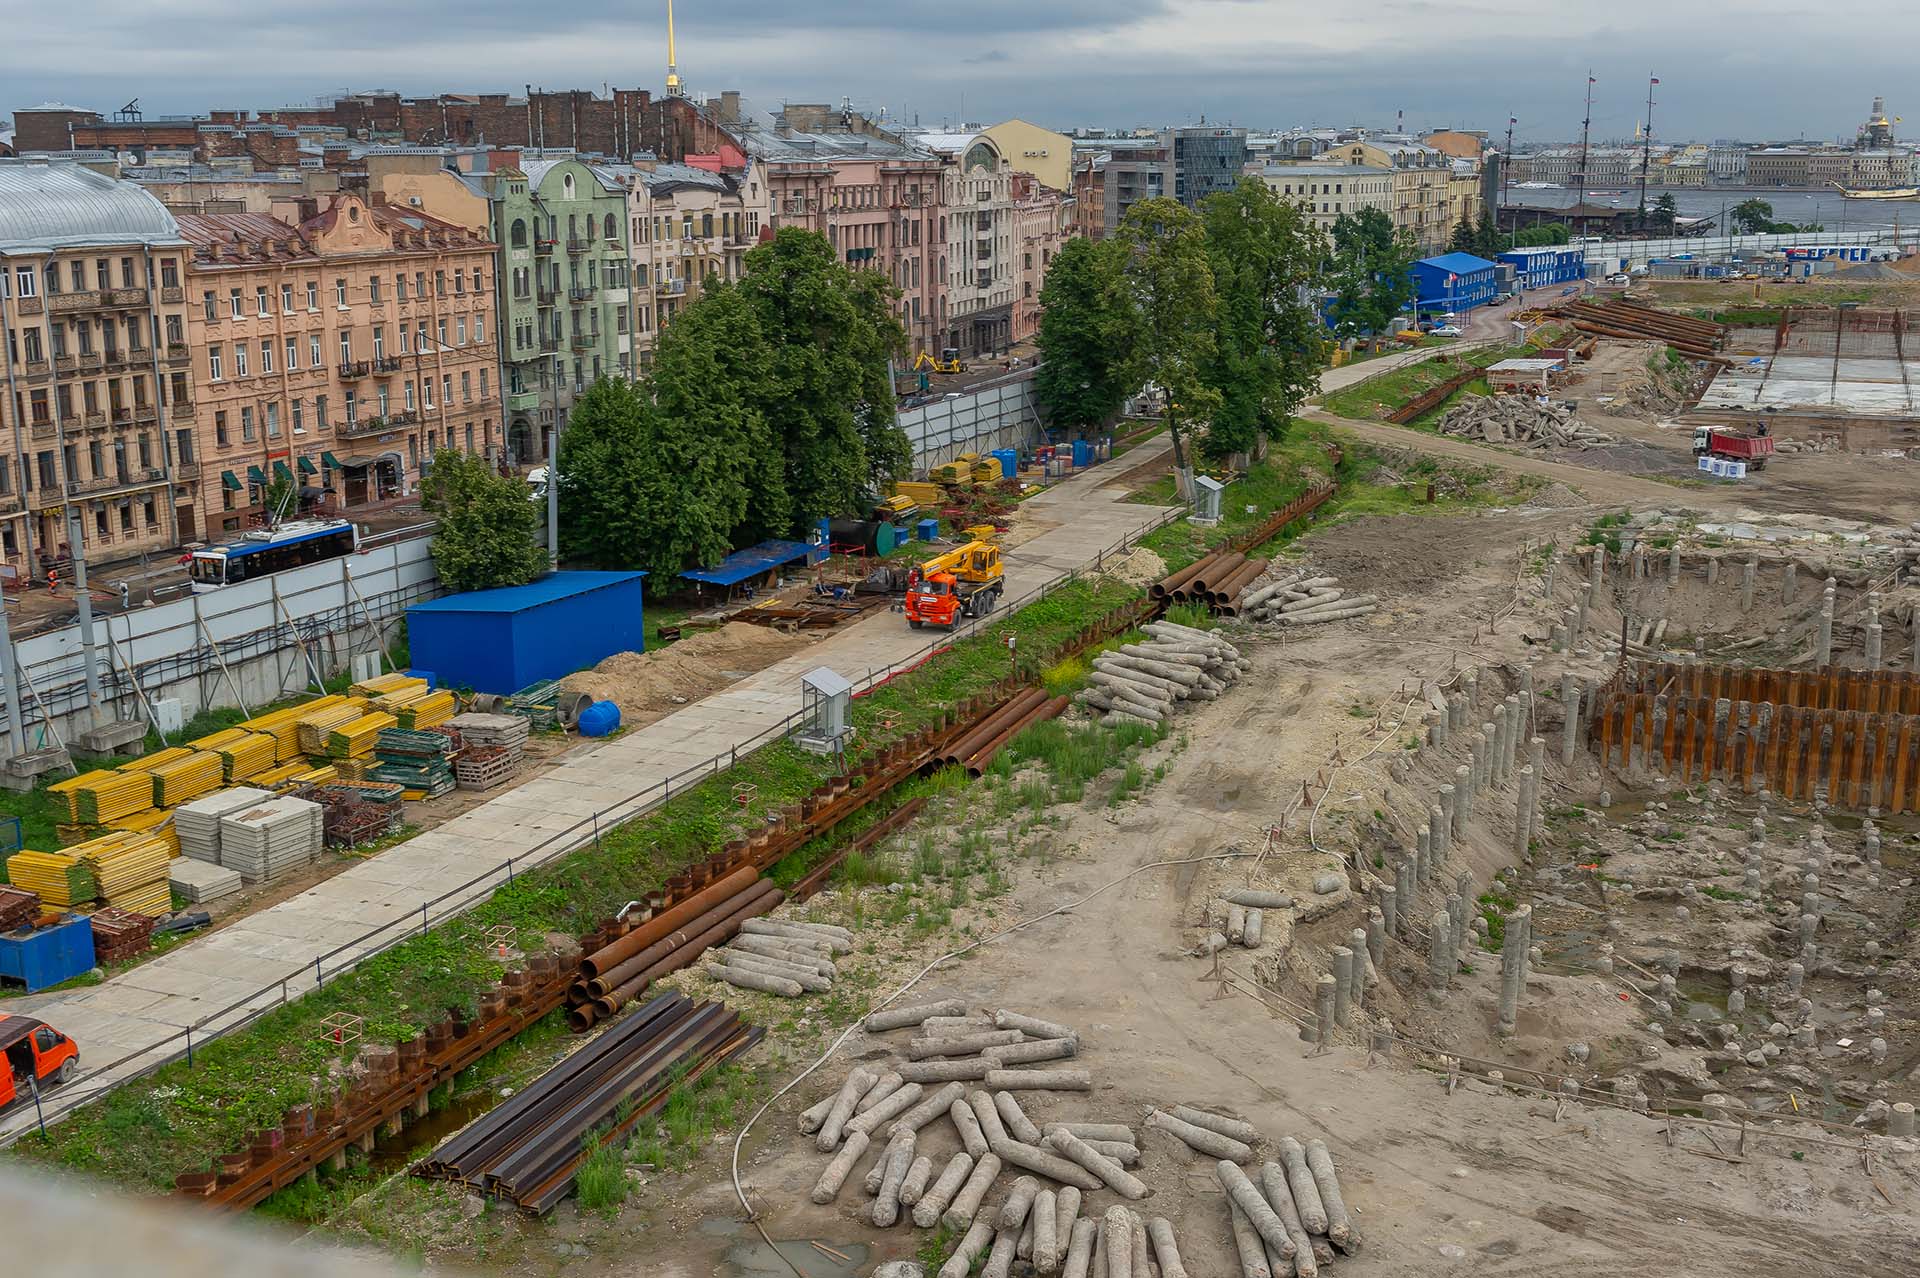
top-left (1105, 545), bottom-right (1167, 586)
top-left (560, 622), bottom-right (813, 719)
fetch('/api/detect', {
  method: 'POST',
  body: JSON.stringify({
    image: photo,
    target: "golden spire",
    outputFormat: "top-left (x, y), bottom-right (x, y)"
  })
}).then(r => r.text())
top-left (665, 0), bottom-right (683, 96)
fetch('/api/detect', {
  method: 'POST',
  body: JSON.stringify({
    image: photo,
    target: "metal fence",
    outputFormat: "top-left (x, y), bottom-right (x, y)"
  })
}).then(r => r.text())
top-left (1578, 227), bottom-right (1920, 274)
top-left (900, 367), bottom-right (1044, 468)
top-left (0, 498), bottom-right (1189, 1145)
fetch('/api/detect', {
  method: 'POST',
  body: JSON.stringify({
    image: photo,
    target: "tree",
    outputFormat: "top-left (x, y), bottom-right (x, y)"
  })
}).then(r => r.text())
top-left (1326, 207), bottom-right (1417, 339)
top-left (736, 228), bottom-right (909, 527)
top-left (1474, 209), bottom-right (1504, 258)
top-left (1197, 178), bottom-right (1328, 462)
top-left (1448, 213), bottom-right (1477, 253)
top-left (420, 448), bottom-right (545, 593)
top-left (555, 377), bottom-right (660, 571)
top-left (1513, 221), bottom-right (1572, 247)
top-left (1113, 198), bottom-right (1218, 478)
top-left (1652, 192), bottom-right (1678, 232)
top-left (1035, 237), bottom-right (1136, 431)
top-left (1731, 199), bottom-right (1776, 235)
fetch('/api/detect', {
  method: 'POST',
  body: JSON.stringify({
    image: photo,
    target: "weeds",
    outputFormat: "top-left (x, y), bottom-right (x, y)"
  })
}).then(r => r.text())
top-left (574, 1130), bottom-right (629, 1214)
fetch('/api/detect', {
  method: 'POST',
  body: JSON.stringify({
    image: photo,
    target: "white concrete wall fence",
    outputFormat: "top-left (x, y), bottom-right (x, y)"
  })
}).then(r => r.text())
top-left (900, 368), bottom-right (1044, 469)
top-left (9, 537), bottom-right (440, 752)
top-left (1579, 227), bottom-right (1920, 274)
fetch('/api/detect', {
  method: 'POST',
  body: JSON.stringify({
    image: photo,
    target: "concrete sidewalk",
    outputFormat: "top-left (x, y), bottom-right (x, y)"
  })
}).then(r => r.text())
top-left (1, 438), bottom-right (1181, 1141)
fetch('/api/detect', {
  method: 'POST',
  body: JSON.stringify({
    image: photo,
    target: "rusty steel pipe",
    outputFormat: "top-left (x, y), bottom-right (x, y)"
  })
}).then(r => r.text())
top-left (1151, 552), bottom-right (1219, 600)
top-left (578, 865), bottom-right (761, 980)
top-left (1212, 557), bottom-right (1268, 606)
top-left (584, 876), bottom-right (781, 999)
top-left (964, 694), bottom-right (1069, 775)
top-left (1189, 552), bottom-right (1245, 595)
top-left (942, 687), bottom-right (1049, 767)
top-left (590, 879), bottom-right (784, 1020)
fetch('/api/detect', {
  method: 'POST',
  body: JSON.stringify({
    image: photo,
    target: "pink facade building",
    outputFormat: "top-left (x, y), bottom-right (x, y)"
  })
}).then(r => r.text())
top-left (1011, 174), bottom-right (1073, 346)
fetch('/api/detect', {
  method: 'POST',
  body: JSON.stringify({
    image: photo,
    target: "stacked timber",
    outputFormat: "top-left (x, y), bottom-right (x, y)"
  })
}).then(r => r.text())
top-left (703, 917), bottom-right (850, 999)
top-left (566, 867), bottom-right (784, 1031)
top-left (1559, 299), bottom-right (1728, 363)
top-left (0, 885), bottom-right (40, 931)
top-left (89, 906), bottom-right (159, 961)
top-left (1075, 622), bottom-right (1248, 729)
top-left (1239, 571), bottom-right (1378, 628)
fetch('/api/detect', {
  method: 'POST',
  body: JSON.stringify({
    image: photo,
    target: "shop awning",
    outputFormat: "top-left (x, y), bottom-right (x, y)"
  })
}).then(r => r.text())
top-left (297, 456), bottom-right (318, 475)
top-left (220, 470), bottom-right (242, 491)
top-left (337, 455), bottom-right (376, 469)
top-left (245, 465), bottom-right (268, 486)
top-left (322, 451), bottom-right (342, 470)
top-left (272, 460), bottom-right (294, 483)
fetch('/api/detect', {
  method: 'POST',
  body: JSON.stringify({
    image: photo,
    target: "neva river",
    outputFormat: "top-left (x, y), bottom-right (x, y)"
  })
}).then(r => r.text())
top-left (1503, 185), bottom-right (1917, 234)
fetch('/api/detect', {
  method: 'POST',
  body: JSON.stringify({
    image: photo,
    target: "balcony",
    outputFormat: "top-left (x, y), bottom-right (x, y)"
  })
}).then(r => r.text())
top-left (538, 336), bottom-right (561, 353)
top-left (102, 350), bottom-right (128, 372)
top-left (78, 352), bottom-right (102, 371)
top-left (536, 286), bottom-right (558, 306)
top-left (48, 291), bottom-right (102, 313)
top-left (566, 237), bottom-right (590, 254)
top-left (23, 359), bottom-right (49, 381)
top-left (134, 404), bottom-right (159, 424)
top-left (160, 286), bottom-right (184, 304)
top-left (726, 233), bottom-right (754, 247)
top-left (107, 287), bottom-right (148, 308)
top-left (507, 388), bottom-right (541, 413)
top-left (569, 285), bottom-right (595, 302)
top-left (14, 297), bottom-right (41, 315)
top-left (660, 278), bottom-right (686, 296)
top-left (29, 419), bottom-right (54, 441)
top-left (53, 355), bottom-right (77, 374)
top-left (166, 342), bottom-right (189, 365)
top-left (336, 414), bottom-right (399, 440)
top-left (171, 400), bottom-right (195, 420)
top-left (0, 494), bottom-right (20, 516)
top-left (373, 355), bottom-right (404, 374)
top-left (110, 407), bottom-right (133, 425)
top-left (84, 410), bottom-right (107, 429)
top-left (337, 360), bottom-right (370, 380)
top-left (569, 332), bottom-right (596, 352)
top-left (67, 468), bottom-right (166, 498)
top-left (175, 463), bottom-right (198, 482)
top-left (534, 238), bottom-right (557, 256)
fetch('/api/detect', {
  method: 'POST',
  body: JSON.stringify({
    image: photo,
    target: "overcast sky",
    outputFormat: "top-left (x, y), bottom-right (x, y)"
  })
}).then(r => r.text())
top-left (8, 0), bottom-right (1913, 144)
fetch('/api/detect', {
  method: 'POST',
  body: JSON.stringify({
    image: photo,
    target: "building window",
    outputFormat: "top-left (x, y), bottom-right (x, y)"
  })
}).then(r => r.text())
top-left (235, 345), bottom-right (249, 377)
top-left (453, 271), bottom-right (464, 297)
top-left (396, 273), bottom-right (407, 301)
top-left (457, 317), bottom-right (466, 345)
top-left (442, 374), bottom-right (452, 406)
top-left (479, 367), bottom-right (488, 398)
top-left (229, 289), bottom-right (243, 318)
top-left (435, 270), bottom-right (446, 297)
top-left (335, 278), bottom-right (348, 307)
top-left (510, 219), bottom-right (527, 248)
top-left (241, 406), bottom-right (255, 441)
top-left (309, 334), bottom-right (322, 368)
top-left (474, 313), bottom-right (484, 343)
top-left (461, 371), bottom-right (471, 402)
top-left (306, 281), bottom-right (319, 310)
top-left (208, 346), bottom-right (223, 381)
top-left (214, 410), bottom-right (229, 447)
top-left (292, 398), bottom-right (304, 434)
top-left (315, 394), bottom-right (328, 428)
top-left (472, 268), bottom-right (483, 293)
top-left (266, 402), bottom-right (280, 437)
top-left (372, 325), bottom-right (384, 359)
top-left (281, 283), bottom-right (294, 313)
top-left (255, 286), bottom-right (269, 316)
top-left (369, 275), bottom-right (382, 304)
top-left (286, 336), bottom-right (298, 369)
top-left (260, 340), bottom-right (273, 374)
top-left (338, 331), bottom-right (352, 365)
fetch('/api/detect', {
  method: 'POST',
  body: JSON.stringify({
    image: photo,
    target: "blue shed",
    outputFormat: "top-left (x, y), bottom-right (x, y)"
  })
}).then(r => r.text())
top-left (0, 916), bottom-right (95, 993)
top-left (1411, 252), bottom-right (1499, 316)
top-left (406, 571), bottom-right (647, 694)
top-left (1497, 246), bottom-right (1588, 290)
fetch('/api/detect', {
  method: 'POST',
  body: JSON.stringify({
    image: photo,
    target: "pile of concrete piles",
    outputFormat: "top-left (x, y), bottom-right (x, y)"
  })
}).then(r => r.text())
top-left (803, 998), bottom-right (1362, 1277)
top-left (1435, 396), bottom-right (1614, 449)
top-left (701, 917), bottom-right (849, 999)
top-left (1076, 623), bottom-right (1249, 729)
top-left (1238, 572), bottom-right (1377, 627)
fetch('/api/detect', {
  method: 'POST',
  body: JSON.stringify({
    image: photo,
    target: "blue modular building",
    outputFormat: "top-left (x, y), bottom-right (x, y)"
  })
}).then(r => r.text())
top-left (1410, 252), bottom-right (1499, 316)
top-left (1497, 246), bottom-right (1588, 290)
top-left (406, 571), bottom-right (647, 694)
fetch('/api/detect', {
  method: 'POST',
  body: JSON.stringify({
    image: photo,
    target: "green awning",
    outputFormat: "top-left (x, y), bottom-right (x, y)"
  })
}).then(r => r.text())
top-left (220, 470), bottom-right (242, 491)
top-left (298, 456), bottom-right (318, 475)
top-left (322, 451), bottom-right (342, 470)
top-left (272, 460), bottom-right (294, 483)
top-left (246, 465), bottom-right (268, 486)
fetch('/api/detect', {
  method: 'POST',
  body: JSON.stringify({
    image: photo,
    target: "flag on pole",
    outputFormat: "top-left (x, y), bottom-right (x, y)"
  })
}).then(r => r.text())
top-left (1651, 77), bottom-right (1660, 85)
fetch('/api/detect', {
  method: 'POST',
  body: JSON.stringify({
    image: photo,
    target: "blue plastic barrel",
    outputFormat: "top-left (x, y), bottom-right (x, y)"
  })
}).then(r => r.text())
top-left (577, 700), bottom-right (622, 738)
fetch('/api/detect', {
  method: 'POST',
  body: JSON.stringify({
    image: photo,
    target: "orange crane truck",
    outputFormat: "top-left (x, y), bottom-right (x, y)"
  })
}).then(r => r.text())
top-left (904, 540), bottom-right (1005, 628)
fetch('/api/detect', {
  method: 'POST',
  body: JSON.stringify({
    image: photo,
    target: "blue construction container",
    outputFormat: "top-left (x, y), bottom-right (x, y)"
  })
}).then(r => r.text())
top-left (1496, 246), bottom-right (1587, 291)
top-left (1072, 439), bottom-right (1093, 468)
top-left (1411, 252), bottom-right (1499, 315)
top-left (406, 571), bottom-right (647, 695)
top-left (916, 518), bottom-right (939, 542)
top-left (0, 915), bottom-right (95, 993)
top-left (992, 449), bottom-right (1017, 478)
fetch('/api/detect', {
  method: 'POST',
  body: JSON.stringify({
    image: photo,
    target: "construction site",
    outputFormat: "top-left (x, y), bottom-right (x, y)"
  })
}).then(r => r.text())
top-left (2, 283), bottom-right (1920, 1278)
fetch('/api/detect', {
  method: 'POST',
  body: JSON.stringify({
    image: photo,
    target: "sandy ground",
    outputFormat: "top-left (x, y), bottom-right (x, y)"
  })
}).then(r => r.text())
top-left (560, 623), bottom-right (818, 725)
top-left (380, 498), bottom-right (1920, 1278)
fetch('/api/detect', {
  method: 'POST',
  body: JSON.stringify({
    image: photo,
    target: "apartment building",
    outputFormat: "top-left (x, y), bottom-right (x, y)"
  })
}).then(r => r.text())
top-left (1259, 164), bottom-right (1394, 232)
top-left (177, 192), bottom-right (498, 534)
top-left (626, 160), bottom-right (768, 369)
top-left (914, 132), bottom-right (1017, 357)
top-left (0, 160), bottom-right (193, 575)
top-left (1011, 174), bottom-right (1072, 346)
top-left (1320, 139), bottom-right (1474, 253)
top-left (733, 106), bottom-right (943, 356)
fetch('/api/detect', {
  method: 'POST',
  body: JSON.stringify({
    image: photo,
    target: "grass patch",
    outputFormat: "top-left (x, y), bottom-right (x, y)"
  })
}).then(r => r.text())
top-left (1321, 344), bottom-right (1534, 423)
top-left (1135, 423), bottom-right (1340, 572)
top-left (573, 1129), bottom-right (630, 1215)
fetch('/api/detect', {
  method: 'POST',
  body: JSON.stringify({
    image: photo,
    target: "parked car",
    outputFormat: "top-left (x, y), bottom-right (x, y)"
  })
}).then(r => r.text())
top-left (1429, 324), bottom-right (1463, 338)
top-left (1606, 273), bottom-right (1631, 285)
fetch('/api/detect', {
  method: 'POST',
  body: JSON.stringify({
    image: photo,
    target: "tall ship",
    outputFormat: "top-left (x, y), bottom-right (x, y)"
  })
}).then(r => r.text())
top-left (1831, 181), bottom-right (1920, 200)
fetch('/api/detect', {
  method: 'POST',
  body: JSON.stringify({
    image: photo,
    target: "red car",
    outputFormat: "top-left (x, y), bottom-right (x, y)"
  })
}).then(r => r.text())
top-left (0, 1015), bottom-right (78, 1110)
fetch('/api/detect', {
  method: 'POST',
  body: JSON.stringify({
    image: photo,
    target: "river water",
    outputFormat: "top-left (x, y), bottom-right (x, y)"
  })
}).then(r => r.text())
top-left (1504, 186), bottom-right (1918, 233)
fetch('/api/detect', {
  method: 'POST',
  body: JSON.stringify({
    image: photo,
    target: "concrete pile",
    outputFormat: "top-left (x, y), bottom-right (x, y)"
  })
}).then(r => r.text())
top-left (701, 917), bottom-right (850, 999)
top-left (802, 998), bottom-right (1363, 1275)
top-left (1435, 396), bottom-right (1615, 450)
top-left (1076, 623), bottom-right (1249, 729)
top-left (1239, 572), bottom-right (1378, 628)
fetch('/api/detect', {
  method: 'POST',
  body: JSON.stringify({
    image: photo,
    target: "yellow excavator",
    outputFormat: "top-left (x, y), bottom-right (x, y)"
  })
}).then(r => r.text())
top-left (914, 349), bottom-right (968, 375)
top-left (904, 540), bottom-right (1004, 628)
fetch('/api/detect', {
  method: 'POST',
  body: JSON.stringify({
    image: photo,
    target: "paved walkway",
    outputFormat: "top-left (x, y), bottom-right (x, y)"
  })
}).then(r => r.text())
top-left (1, 440), bottom-right (1180, 1140)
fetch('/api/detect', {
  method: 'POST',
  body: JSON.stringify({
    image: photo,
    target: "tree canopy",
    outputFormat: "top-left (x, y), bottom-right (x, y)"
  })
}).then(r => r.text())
top-left (421, 449), bottom-right (546, 593)
top-left (1113, 197), bottom-right (1219, 475)
top-left (1325, 207), bottom-right (1417, 338)
top-left (1196, 178), bottom-right (1328, 461)
top-left (1034, 236), bottom-right (1136, 431)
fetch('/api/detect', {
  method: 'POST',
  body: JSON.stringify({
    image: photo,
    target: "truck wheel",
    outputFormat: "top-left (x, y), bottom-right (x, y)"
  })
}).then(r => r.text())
top-left (978, 591), bottom-right (996, 614)
top-left (56, 1059), bottom-right (75, 1084)
top-left (909, 619), bottom-right (924, 629)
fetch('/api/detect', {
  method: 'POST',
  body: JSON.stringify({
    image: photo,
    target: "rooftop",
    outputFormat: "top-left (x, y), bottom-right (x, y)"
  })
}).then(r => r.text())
top-left (0, 158), bottom-right (182, 253)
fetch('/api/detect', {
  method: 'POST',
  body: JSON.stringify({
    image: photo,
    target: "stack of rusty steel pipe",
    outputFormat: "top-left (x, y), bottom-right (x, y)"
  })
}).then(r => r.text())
top-left (568, 864), bottom-right (783, 1031)
top-left (415, 991), bottom-right (760, 1212)
top-left (927, 686), bottom-right (1070, 777)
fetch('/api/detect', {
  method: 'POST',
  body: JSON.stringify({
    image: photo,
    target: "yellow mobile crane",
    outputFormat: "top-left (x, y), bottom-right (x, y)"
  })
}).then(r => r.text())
top-left (903, 540), bottom-right (1004, 628)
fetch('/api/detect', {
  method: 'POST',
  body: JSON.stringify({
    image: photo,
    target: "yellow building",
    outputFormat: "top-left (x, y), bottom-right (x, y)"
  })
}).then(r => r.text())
top-left (979, 119), bottom-right (1074, 193)
top-left (1322, 140), bottom-right (1473, 253)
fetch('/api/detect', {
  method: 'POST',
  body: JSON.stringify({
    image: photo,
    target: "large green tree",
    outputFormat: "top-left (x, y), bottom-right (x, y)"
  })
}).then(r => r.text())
top-left (1113, 197), bottom-right (1218, 477)
top-left (1326, 207), bottom-right (1417, 338)
top-left (736, 228), bottom-right (909, 527)
top-left (555, 377), bottom-right (663, 572)
top-left (1034, 236), bottom-right (1136, 430)
top-left (420, 449), bottom-right (546, 593)
top-left (1197, 178), bottom-right (1328, 462)
top-left (1474, 209), bottom-right (1505, 258)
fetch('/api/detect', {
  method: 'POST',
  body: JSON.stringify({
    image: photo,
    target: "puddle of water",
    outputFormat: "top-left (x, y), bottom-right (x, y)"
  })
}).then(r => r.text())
top-left (706, 1216), bottom-right (870, 1278)
top-left (367, 1088), bottom-right (495, 1174)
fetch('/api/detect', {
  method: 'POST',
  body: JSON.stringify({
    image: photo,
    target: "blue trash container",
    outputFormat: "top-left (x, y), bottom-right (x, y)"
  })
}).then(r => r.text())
top-left (1072, 439), bottom-right (1092, 468)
